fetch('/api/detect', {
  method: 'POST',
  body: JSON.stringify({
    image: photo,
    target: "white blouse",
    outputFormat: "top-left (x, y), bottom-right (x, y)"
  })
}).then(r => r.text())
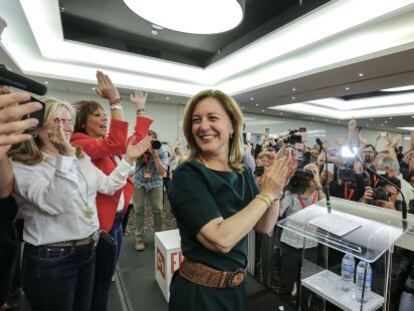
top-left (12, 152), bottom-right (133, 246)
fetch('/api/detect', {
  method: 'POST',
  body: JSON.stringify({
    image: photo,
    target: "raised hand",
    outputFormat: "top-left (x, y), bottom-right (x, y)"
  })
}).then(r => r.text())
top-left (0, 92), bottom-right (42, 158)
top-left (130, 91), bottom-right (148, 110)
top-left (385, 132), bottom-right (393, 145)
top-left (95, 71), bottom-right (120, 101)
top-left (358, 131), bottom-right (368, 146)
top-left (124, 136), bottom-right (151, 165)
top-left (48, 118), bottom-right (75, 156)
top-left (260, 154), bottom-right (297, 201)
top-left (348, 119), bottom-right (357, 131)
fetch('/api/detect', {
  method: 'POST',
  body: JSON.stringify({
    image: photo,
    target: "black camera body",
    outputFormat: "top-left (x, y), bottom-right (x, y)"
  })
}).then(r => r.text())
top-left (286, 169), bottom-right (314, 194)
top-left (254, 165), bottom-right (264, 177)
top-left (151, 139), bottom-right (161, 150)
top-left (373, 186), bottom-right (390, 201)
top-left (283, 128), bottom-right (306, 145)
top-left (338, 161), bottom-right (356, 182)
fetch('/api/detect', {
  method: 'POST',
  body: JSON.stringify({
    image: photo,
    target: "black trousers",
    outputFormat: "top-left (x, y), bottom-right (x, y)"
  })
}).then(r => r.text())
top-left (0, 196), bottom-right (19, 305)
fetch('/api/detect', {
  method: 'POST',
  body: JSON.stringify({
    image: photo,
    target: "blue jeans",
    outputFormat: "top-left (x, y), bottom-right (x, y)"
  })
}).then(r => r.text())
top-left (22, 242), bottom-right (96, 311)
top-left (91, 212), bottom-right (123, 311)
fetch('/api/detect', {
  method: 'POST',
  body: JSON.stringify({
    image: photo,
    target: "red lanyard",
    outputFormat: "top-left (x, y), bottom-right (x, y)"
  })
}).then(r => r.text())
top-left (344, 182), bottom-right (355, 200)
top-left (373, 175), bottom-right (379, 187)
top-left (296, 192), bottom-right (318, 209)
top-left (143, 153), bottom-right (149, 166)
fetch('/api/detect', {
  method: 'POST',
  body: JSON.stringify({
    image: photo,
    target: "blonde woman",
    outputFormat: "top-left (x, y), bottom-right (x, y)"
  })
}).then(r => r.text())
top-left (167, 90), bottom-right (297, 311)
top-left (8, 98), bottom-right (150, 311)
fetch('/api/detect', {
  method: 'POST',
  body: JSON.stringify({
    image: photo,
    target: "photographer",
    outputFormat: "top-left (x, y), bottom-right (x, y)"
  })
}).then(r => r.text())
top-left (379, 155), bottom-right (414, 207)
top-left (361, 178), bottom-right (401, 210)
top-left (279, 163), bottom-right (325, 299)
top-left (132, 130), bottom-right (168, 251)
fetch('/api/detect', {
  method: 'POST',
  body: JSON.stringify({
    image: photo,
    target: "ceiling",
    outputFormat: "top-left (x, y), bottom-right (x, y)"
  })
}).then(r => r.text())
top-left (59, 0), bottom-right (329, 67)
top-left (1, 0), bottom-right (414, 133)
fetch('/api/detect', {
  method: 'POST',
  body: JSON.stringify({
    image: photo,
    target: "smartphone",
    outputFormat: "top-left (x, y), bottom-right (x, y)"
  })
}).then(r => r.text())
top-left (299, 127), bottom-right (307, 132)
top-left (20, 96), bottom-right (46, 130)
top-left (327, 162), bottom-right (335, 174)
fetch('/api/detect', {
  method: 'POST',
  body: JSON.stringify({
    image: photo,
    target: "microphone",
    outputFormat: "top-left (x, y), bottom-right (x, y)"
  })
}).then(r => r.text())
top-left (316, 138), bottom-right (332, 213)
top-left (354, 154), bottom-right (408, 231)
top-left (0, 65), bottom-right (47, 95)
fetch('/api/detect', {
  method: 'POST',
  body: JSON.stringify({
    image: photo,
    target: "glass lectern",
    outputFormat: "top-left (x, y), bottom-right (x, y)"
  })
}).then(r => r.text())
top-left (278, 197), bottom-right (414, 311)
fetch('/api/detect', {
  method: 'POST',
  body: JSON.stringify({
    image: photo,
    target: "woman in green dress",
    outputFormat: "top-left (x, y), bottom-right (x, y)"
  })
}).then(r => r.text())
top-left (167, 89), bottom-right (297, 311)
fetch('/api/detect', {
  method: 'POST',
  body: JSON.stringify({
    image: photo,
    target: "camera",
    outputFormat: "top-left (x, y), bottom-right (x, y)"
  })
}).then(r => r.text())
top-left (338, 161), bottom-right (356, 182)
top-left (286, 169), bottom-right (314, 194)
top-left (151, 139), bottom-right (161, 150)
top-left (254, 165), bottom-right (264, 177)
top-left (373, 186), bottom-right (390, 201)
top-left (283, 128), bottom-right (306, 145)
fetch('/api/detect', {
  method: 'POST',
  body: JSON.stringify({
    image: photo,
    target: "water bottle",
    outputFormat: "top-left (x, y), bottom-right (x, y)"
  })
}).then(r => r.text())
top-left (354, 261), bottom-right (372, 303)
top-left (340, 253), bottom-right (355, 292)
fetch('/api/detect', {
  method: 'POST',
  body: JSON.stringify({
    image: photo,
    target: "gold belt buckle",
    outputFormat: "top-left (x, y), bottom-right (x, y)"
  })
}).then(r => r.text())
top-left (227, 269), bottom-right (245, 288)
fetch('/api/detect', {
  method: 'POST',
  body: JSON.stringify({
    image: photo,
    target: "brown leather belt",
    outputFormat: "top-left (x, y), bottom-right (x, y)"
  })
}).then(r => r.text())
top-left (179, 258), bottom-right (246, 288)
top-left (45, 231), bottom-right (100, 248)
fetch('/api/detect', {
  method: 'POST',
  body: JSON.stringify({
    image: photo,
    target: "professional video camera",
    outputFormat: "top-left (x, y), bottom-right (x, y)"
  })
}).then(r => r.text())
top-left (283, 127), bottom-right (306, 145)
top-left (286, 169), bottom-right (314, 194)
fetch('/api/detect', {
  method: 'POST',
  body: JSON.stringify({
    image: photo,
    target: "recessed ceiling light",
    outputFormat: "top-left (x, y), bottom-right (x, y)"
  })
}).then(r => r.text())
top-left (255, 104), bottom-right (259, 107)
top-left (292, 88), bottom-right (296, 92)
top-left (166, 96), bottom-right (170, 100)
top-left (250, 97), bottom-right (254, 101)
top-left (325, 118), bottom-right (328, 121)
top-left (261, 109), bottom-right (265, 112)
top-left (123, 0), bottom-right (245, 34)
top-left (358, 73), bottom-right (364, 77)
top-left (370, 118), bottom-right (373, 121)
top-left (151, 29), bottom-right (158, 35)
top-left (92, 87), bottom-right (95, 91)
top-left (291, 96), bottom-right (296, 100)
top-left (280, 112), bottom-right (284, 115)
top-left (152, 24), bottom-right (164, 30)
top-left (381, 123), bottom-right (384, 126)
top-left (366, 124), bottom-right (369, 127)
top-left (241, 106), bottom-right (245, 109)
top-left (389, 117), bottom-right (392, 120)
top-left (345, 87), bottom-right (350, 91)
top-left (381, 85), bottom-right (414, 92)
top-left (44, 81), bottom-right (49, 84)
top-left (384, 120), bottom-right (388, 123)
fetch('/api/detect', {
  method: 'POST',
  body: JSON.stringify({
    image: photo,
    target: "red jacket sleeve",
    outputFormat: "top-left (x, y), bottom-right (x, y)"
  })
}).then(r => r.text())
top-left (71, 119), bottom-right (128, 160)
top-left (130, 115), bottom-right (153, 144)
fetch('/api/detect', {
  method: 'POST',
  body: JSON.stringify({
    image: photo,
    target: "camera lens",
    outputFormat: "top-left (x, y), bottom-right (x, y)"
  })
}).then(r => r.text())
top-left (151, 140), bottom-right (161, 150)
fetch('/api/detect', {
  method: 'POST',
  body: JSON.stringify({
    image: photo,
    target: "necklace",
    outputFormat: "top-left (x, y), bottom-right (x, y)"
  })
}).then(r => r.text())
top-left (44, 154), bottom-right (94, 219)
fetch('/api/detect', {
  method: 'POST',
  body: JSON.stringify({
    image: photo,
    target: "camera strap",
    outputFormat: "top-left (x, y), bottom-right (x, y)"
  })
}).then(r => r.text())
top-left (296, 192), bottom-right (318, 209)
top-left (344, 182), bottom-right (355, 200)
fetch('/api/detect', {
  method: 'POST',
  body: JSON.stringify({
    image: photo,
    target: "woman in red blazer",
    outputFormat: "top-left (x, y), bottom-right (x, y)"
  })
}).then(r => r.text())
top-left (71, 71), bottom-right (152, 311)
